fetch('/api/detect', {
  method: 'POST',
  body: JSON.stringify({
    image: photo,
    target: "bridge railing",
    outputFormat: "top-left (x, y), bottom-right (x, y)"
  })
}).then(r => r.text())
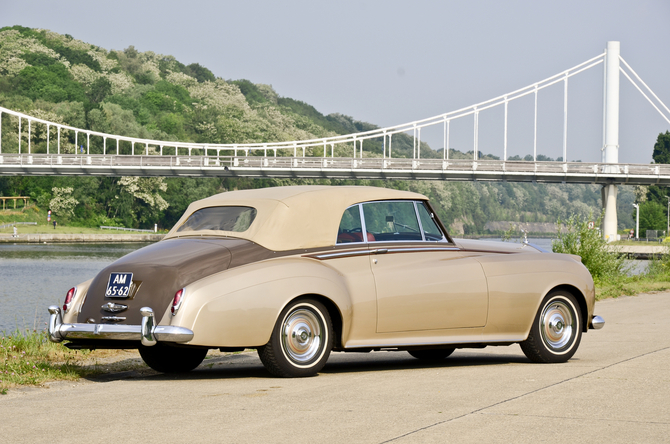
top-left (1, 153), bottom-right (668, 177)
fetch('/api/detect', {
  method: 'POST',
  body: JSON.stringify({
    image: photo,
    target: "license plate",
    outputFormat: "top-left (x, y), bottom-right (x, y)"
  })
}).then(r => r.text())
top-left (105, 272), bottom-right (133, 298)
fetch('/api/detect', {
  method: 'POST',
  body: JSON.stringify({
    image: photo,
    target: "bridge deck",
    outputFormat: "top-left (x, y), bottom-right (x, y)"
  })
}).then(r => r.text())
top-left (0, 154), bottom-right (668, 185)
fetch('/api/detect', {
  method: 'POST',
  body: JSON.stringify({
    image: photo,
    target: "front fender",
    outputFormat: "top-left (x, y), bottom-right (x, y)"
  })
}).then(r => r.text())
top-left (169, 257), bottom-right (352, 347)
top-left (476, 253), bottom-right (595, 340)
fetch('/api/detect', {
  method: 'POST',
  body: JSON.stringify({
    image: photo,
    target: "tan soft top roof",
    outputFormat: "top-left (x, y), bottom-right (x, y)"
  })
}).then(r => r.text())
top-left (165, 186), bottom-right (427, 251)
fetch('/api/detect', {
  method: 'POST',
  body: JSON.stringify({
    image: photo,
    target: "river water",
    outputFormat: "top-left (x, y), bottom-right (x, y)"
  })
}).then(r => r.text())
top-left (0, 238), bottom-right (647, 333)
top-left (0, 243), bottom-right (151, 333)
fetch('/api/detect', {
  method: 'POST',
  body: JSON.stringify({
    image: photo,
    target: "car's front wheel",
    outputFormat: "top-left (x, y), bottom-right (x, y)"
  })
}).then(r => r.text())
top-left (139, 344), bottom-right (208, 373)
top-left (258, 298), bottom-right (333, 377)
top-left (520, 291), bottom-right (582, 363)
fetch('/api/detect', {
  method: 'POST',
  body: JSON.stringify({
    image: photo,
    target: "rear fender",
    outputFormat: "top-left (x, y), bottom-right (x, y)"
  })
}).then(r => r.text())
top-left (169, 257), bottom-right (351, 347)
top-left (62, 279), bottom-right (93, 324)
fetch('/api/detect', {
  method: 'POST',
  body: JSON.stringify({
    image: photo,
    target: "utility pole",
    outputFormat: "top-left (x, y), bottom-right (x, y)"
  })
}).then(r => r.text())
top-left (633, 203), bottom-right (639, 240)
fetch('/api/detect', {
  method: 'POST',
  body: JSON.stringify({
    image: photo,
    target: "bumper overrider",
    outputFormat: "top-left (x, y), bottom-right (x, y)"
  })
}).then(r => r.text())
top-left (47, 306), bottom-right (194, 347)
top-left (590, 315), bottom-right (605, 330)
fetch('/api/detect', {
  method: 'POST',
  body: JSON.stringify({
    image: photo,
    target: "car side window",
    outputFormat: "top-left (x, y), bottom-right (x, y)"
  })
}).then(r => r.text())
top-left (362, 201), bottom-right (422, 242)
top-left (417, 203), bottom-right (446, 241)
top-left (336, 205), bottom-right (365, 243)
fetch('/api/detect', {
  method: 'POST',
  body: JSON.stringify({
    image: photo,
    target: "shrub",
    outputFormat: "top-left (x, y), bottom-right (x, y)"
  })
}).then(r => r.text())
top-left (552, 212), bottom-right (625, 281)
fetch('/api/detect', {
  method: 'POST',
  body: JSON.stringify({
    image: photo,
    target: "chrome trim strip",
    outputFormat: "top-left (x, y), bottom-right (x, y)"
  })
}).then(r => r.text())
top-left (47, 305), bottom-right (194, 343)
top-left (344, 337), bottom-right (523, 349)
top-left (312, 250), bottom-right (370, 260)
top-left (101, 316), bottom-right (126, 322)
top-left (383, 247), bottom-right (460, 253)
top-left (311, 246), bottom-right (461, 260)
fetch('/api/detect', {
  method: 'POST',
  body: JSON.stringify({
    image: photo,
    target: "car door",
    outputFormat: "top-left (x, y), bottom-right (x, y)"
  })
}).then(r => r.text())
top-left (362, 200), bottom-right (489, 333)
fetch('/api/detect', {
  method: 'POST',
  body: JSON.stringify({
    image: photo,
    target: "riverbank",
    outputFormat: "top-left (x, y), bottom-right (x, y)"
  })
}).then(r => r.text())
top-left (610, 244), bottom-right (667, 259)
top-left (0, 233), bottom-right (164, 243)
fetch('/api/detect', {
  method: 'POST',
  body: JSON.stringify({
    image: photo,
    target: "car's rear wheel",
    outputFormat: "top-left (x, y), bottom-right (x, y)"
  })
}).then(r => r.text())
top-left (520, 291), bottom-right (582, 363)
top-left (139, 344), bottom-right (208, 373)
top-left (258, 298), bottom-right (333, 377)
top-left (408, 348), bottom-right (455, 361)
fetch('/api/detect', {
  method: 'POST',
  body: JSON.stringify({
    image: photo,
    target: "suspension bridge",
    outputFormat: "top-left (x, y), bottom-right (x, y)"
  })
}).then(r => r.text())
top-left (1, 41), bottom-right (669, 240)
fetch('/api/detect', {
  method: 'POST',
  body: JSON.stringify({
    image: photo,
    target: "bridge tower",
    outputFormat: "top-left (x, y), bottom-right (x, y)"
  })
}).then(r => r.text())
top-left (602, 41), bottom-right (620, 241)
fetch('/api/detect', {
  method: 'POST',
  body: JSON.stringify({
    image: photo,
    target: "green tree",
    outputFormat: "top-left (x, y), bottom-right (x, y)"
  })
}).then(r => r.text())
top-left (646, 131), bottom-right (670, 208)
top-left (638, 201), bottom-right (666, 237)
top-left (185, 63), bottom-right (215, 83)
top-left (652, 131), bottom-right (670, 164)
top-left (87, 77), bottom-right (112, 103)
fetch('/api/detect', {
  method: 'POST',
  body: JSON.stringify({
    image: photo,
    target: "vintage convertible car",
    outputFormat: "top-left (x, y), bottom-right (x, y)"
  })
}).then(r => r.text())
top-left (47, 185), bottom-right (604, 377)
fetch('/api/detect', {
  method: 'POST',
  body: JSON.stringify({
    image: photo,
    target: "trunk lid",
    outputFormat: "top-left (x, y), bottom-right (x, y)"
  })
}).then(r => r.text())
top-left (78, 238), bottom-right (245, 325)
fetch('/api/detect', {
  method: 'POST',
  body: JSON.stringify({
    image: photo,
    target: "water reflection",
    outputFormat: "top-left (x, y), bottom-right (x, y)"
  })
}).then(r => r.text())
top-left (0, 243), bottom-right (151, 333)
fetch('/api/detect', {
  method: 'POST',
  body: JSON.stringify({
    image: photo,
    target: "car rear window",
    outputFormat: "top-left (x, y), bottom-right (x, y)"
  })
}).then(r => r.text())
top-left (176, 206), bottom-right (257, 233)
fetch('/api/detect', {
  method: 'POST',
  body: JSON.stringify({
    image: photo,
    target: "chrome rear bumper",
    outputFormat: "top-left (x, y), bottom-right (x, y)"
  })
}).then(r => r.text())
top-left (47, 305), bottom-right (193, 347)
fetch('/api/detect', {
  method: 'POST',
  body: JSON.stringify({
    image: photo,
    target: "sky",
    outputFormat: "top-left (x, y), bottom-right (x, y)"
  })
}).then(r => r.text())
top-left (2, 0), bottom-right (669, 163)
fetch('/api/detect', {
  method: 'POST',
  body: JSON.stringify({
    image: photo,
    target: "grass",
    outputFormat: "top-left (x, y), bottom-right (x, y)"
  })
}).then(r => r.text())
top-left (0, 329), bottom-right (145, 393)
top-left (0, 205), bottom-right (167, 235)
top-left (596, 277), bottom-right (670, 299)
top-left (595, 253), bottom-right (670, 299)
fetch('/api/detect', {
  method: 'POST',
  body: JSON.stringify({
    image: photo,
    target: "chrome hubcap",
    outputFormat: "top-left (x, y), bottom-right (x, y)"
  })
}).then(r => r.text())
top-left (281, 308), bottom-right (323, 364)
top-left (540, 300), bottom-right (574, 350)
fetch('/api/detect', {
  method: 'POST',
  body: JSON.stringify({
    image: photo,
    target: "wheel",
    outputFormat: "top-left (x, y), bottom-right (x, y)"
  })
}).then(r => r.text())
top-left (139, 344), bottom-right (208, 373)
top-left (520, 291), bottom-right (582, 363)
top-left (258, 298), bottom-right (333, 377)
top-left (408, 348), bottom-right (455, 361)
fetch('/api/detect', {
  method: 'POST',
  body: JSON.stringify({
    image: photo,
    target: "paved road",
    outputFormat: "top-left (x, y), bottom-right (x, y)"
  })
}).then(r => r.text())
top-left (2, 292), bottom-right (669, 443)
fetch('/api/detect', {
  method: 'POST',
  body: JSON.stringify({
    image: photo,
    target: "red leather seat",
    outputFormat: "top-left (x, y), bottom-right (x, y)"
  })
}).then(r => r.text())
top-left (337, 232), bottom-right (375, 243)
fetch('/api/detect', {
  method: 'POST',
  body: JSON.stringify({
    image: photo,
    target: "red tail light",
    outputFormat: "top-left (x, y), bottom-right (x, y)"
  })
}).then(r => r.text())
top-left (171, 289), bottom-right (184, 315)
top-left (63, 287), bottom-right (76, 312)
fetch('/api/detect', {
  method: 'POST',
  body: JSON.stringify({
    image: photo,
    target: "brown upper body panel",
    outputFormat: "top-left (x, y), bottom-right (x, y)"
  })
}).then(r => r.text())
top-left (78, 238), bottom-right (272, 325)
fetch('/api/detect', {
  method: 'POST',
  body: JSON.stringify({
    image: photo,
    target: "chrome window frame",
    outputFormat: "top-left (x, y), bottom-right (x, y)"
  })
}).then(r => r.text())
top-left (335, 200), bottom-right (449, 245)
top-left (413, 201), bottom-right (426, 242)
top-left (416, 201), bottom-right (447, 242)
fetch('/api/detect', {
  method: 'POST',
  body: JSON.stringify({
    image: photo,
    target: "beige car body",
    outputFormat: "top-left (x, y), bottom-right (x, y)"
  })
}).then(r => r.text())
top-left (62, 185), bottom-right (596, 353)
